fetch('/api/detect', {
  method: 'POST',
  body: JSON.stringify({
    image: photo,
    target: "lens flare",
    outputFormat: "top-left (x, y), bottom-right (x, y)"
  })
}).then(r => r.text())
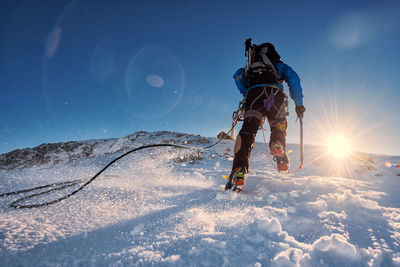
top-left (120, 45), bottom-right (185, 119)
top-left (384, 161), bottom-right (400, 169)
top-left (384, 161), bottom-right (393, 168)
top-left (45, 26), bottom-right (62, 58)
top-left (145, 74), bottom-right (164, 87)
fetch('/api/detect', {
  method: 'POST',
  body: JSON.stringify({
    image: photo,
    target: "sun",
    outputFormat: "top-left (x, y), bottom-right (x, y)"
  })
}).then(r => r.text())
top-left (305, 90), bottom-right (379, 178)
top-left (326, 134), bottom-right (352, 159)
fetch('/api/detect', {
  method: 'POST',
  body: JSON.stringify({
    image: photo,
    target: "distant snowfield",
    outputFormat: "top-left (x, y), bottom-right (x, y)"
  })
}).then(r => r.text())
top-left (1, 131), bottom-right (400, 266)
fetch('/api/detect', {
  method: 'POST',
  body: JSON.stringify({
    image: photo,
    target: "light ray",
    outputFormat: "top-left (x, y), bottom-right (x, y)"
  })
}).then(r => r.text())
top-left (306, 88), bottom-right (382, 178)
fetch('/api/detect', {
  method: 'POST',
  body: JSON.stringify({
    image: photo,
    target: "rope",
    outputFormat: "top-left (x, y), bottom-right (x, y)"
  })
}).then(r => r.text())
top-left (1, 125), bottom-right (237, 209)
top-left (261, 118), bottom-right (303, 174)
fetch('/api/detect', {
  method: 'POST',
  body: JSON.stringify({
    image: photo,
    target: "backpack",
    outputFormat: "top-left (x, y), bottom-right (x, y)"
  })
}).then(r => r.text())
top-left (245, 42), bottom-right (282, 86)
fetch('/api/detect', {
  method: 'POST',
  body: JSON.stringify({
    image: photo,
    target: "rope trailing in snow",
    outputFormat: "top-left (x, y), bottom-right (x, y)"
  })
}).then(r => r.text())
top-left (0, 125), bottom-right (237, 209)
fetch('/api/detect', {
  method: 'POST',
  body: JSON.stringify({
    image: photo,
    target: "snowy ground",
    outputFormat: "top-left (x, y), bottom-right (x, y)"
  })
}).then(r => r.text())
top-left (1, 131), bottom-right (400, 266)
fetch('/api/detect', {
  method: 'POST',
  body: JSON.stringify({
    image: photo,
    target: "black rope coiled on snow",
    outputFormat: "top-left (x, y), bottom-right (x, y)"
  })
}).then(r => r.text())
top-left (0, 126), bottom-right (236, 209)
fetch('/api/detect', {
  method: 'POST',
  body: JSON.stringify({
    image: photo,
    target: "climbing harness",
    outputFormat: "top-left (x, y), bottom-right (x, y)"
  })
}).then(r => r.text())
top-left (244, 85), bottom-right (287, 120)
top-left (232, 99), bottom-right (246, 124)
top-left (0, 124), bottom-right (237, 209)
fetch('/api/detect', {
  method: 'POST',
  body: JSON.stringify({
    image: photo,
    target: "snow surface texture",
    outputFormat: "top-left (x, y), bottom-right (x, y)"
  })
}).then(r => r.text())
top-left (1, 131), bottom-right (400, 266)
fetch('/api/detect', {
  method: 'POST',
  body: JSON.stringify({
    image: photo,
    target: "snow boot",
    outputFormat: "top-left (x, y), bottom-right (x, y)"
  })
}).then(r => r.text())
top-left (271, 141), bottom-right (289, 172)
top-left (225, 167), bottom-right (247, 192)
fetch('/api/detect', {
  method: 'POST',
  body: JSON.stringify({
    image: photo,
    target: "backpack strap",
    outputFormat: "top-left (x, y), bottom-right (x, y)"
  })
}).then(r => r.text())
top-left (261, 46), bottom-right (279, 78)
top-left (247, 45), bottom-right (281, 81)
top-left (249, 61), bottom-right (266, 69)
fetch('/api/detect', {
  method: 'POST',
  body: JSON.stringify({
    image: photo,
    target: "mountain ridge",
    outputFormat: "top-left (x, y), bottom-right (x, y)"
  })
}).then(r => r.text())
top-left (1, 130), bottom-right (400, 266)
top-left (0, 131), bottom-right (212, 170)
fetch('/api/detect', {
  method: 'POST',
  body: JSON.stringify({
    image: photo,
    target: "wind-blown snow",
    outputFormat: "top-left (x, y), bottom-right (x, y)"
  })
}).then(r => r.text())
top-left (1, 131), bottom-right (400, 266)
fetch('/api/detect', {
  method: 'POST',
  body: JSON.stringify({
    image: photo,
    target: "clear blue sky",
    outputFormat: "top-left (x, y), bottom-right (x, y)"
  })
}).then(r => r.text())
top-left (1, 0), bottom-right (399, 156)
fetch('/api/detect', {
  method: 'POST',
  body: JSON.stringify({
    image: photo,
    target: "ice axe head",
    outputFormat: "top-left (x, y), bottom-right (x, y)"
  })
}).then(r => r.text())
top-left (245, 38), bottom-right (252, 48)
top-left (245, 38), bottom-right (252, 56)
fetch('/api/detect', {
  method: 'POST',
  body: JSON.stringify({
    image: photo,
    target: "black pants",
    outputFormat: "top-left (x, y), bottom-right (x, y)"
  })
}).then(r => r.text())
top-left (232, 86), bottom-right (288, 174)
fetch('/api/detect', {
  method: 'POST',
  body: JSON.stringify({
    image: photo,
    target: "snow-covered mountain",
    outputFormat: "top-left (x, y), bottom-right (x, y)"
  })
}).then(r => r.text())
top-left (0, 131), bottom-right (211, 170)
top-left (1, 131), bottom-right (400, 266)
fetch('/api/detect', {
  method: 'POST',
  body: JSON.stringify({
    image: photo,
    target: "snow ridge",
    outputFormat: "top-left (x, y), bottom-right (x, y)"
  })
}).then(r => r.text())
top-left (1, 130), bottom-right (400, 266)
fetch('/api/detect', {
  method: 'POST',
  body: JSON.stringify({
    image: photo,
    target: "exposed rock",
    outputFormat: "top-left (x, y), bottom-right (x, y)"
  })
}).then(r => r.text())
top-left (0, 140), bottom-right (100, 170)
top-left (0, 131), bottom-right (212, 170)
top-left (217, 131), bottom-right (234, 140)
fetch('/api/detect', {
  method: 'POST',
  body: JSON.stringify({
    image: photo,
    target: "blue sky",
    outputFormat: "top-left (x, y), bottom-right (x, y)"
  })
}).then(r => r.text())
top-left (1, 0), bottom-right (399, 156)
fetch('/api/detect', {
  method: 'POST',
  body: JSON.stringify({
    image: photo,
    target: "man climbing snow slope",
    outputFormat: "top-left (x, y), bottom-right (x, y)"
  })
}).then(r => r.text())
top-left (226, 39), bottom-right (306, 192)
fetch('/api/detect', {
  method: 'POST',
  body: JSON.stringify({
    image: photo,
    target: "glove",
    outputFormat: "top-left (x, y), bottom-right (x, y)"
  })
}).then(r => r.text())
top-left (295, 105), bottom-right (306, 119)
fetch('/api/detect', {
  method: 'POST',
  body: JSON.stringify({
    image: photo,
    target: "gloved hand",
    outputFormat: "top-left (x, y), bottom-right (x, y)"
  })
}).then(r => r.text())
top-left (295, 105), bottom-right (306, 119)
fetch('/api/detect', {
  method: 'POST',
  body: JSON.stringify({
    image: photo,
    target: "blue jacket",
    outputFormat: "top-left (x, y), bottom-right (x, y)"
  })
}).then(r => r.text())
top-left (233, 62), bottom-right (304, 106)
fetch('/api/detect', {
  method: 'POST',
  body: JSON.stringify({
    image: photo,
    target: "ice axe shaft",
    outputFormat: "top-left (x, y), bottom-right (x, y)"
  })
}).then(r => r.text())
top-left (300, 117), bottom-right (304, 166)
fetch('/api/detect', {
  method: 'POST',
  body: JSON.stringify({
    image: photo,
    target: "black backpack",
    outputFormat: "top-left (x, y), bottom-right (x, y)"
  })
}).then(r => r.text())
top-left (245, 42), bottom-right (282, 86)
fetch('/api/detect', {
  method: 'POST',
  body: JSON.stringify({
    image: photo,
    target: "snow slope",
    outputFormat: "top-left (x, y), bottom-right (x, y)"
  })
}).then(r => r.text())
top-left (1, 131), bottom-right (400, 266)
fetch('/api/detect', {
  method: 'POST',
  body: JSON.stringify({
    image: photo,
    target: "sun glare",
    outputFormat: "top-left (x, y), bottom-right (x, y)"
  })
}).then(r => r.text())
top-left (307, 92), bottom-right (379, 178)
top-left (326, 134), bottom-right (352, 159)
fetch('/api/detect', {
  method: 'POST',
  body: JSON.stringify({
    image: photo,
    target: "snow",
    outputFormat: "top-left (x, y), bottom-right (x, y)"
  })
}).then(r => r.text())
top-left (1, 131), bottom-right (400, 266)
